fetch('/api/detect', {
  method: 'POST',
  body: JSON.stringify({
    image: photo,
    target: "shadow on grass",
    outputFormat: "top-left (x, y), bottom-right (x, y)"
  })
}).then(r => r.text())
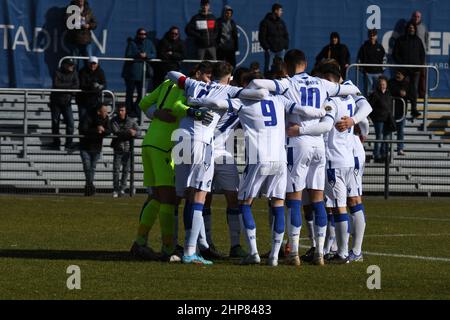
top-left (0, 249), bottom-right (141, 262)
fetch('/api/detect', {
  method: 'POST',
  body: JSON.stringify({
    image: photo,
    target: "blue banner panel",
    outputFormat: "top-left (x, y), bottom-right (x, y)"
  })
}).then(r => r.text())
top-left (0, 0), bottom-right (449, 96)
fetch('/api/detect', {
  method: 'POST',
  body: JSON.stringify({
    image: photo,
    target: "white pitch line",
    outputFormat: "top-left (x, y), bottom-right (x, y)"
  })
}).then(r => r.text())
top-left (361, 251), bottom-right (450, 263)
top-left (363, 233), bottom-right (450, 238)
top-left (370, 215), bottom-right (450, 222)
top-left (298, 245), bottom-right (450, 263)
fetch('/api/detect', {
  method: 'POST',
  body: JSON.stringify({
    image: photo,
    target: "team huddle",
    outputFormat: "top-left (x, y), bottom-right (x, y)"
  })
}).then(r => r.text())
top-left (130, 49), bottom-right (372, 267)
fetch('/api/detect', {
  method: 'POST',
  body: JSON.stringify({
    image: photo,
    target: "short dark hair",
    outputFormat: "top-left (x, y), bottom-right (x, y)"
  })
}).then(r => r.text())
top-left (315, 59), bottom-right (341, 82)
top-left (117, 104), bottom-right (126, 110)
top-left (190, 61), bottom-right (213, 76)
top-left (284, 49), bottom-right (307, 67)
top-left (368, 28), bottom-right (377, 37)
top-left (272, 3), bottom-right (282, 12)
top-left (241, 71), bottom-right (263, 87)
top-left (212, 61), bottom-right (234, 80)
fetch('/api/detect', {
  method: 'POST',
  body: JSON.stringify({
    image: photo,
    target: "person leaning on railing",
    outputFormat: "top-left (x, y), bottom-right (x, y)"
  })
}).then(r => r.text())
top-left (392, 22), bottom-right (425, 119)
top-left (78, 104), bottom-right (110, 196)
top-left (48, 59), bottom-right (79, 151)
top-left (76, 56), bottom-right (106, 126)
top-left (388, 69), bottom-right (410, 156)
top-left (121, 28), bottom-right (157, 119)
top-left (368, 76), bottom-right (394, 163)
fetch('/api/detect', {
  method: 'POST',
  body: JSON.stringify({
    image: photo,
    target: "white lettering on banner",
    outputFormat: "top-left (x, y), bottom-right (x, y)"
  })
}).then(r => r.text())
top-left (252, 31), bottom-right (259, 42)
top-left (366, 5), bottom-right (381, 30)
top-left (382, 30), bottom-right (450, 57)
top-left (0, 25), bottom-right (108, 54)
top-left (12, 26), bottom-right (30, 51)
top-left (250, 30), bottom-right (264, 54)
top-left (32, 27), bottom-right (50, 53)
top-left (0, 24), bottom-right (15, 50)
top-left (428, 32), bottom-right (441, 55)
top-left (91, 30), bottom-right (108, 54)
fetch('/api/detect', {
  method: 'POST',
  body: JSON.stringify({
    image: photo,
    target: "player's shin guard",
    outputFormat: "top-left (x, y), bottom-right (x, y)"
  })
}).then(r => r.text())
top-left (312, 201), bottom-right (327, 255)
top-left (173, 206), bottom-right (179, 246)
top-left (183, 201), bottom-right (199, 256)
top-left (159, 203), bottom-right (175, 255)
top-left (239, 204), bottom-right (258, 255)
top-left (227, 208), bottom-right (241, 248)
top-left (286, 200), bottom-right (302, 255)
top-left (349, 204), bottom-right (366, 256)
top-left (304, 206), bottom-right (316, 248)
top-left (202, 207), bottom-right (213, 246)
top-left (270, 206), bottom-right (285, 260)
top-left (333, 213), bottom-right (350, 258)
top-left (324, 214), bottom-right (336, 254)
top-left (136, 199), bottom-right (160, 246)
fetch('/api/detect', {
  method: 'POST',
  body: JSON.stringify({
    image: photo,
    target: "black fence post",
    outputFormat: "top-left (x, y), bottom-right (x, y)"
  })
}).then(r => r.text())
top-left (130, 138), bottom-right (135, 197)
top-left (384, 141), bottom-right (390, 200)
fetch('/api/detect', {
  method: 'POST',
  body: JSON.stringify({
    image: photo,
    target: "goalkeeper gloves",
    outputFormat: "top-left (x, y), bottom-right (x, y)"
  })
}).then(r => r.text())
top-left (187, 107), bottom-right (214, 126)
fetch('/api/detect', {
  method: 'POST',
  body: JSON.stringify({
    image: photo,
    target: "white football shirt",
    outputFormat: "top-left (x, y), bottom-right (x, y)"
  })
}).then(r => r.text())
top-left (228, 95), bottom-right (293, 164)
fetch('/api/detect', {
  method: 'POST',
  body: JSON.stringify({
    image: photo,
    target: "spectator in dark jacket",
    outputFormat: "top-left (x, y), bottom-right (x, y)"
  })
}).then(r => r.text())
top-left (369, 76), bottom-right (393, 162)
top-left (77, 56), bottom-right (106, 125)
top-left (389, 69), bottom-right (410, 155)
top-left (65, 0), bottom-right (97, 68)
top-left (156, 26), bottom-right (185, 87)
top-left (48, 59), bottom-right (79, 150)
top-left (258, 3), bottom-right (289, 74)
top-left (410, 10), bottom-right (429, 98)
top-left (316, 32), bottom-right (351, 80)
top-left (185, 0), bottom-right (218, 60)
top-left (79, 104), bottom-right (110, 196)
top-left (393, 22), bottom-right (425, 118)
top-left (110, 105), bottom-right (141, 198)
top-left (122, 28), bottom-right (157, 119)
top-left (216, 5), bottom-right (239, 67)
top-left (357, 29), bottom-right (386, 96)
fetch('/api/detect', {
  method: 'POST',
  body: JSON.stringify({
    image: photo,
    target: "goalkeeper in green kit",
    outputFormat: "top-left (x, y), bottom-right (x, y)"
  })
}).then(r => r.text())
top-left (130, 79), bottom-right (213, 262)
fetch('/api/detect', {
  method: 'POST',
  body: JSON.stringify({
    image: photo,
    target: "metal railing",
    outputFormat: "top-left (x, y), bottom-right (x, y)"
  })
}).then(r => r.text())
top-left (58, 55), bottom-right (223, 124)
top-left (0, 88), bottom-right (116, 158)
top-left (365, 139), bottom-right (450, 199)
top-left (0, 133), bottom-right (138, 197)
top-left (347, 63), bottom-right (440, 132)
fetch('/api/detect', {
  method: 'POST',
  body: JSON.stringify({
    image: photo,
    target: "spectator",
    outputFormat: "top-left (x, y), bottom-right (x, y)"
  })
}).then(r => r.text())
top-left (369, 76), bottom-right (393, 163)
top-left (185, 0), bottom-right (218, 60)
top-left (79, 104), bottom-right (110, 196)
top-left (258, 3), bottom-right (289, 75)
top-left (248, 61), bottom-right (263, 79)
top-left (316, 32), bottom-right (351, 80)
top-left (216, 5), bottom-right (239, 67)
top-left (110, 105), bottom-right (141, 198)
top-left (230, 67), bottom-right (249, 87)
top-left (48, 59), bottom-right (79, 150)
top-left (156, 26), bottom-right (185, 86)
top-left (65, 0), bottom-right (97, 68)
top-left (77, 56), bottom-right (106, 125)
top-left (410, 10), bottom-right (429, 98)
top-left (121, 28), bottom-right (156, 119)
top-left (357, 29), bottom-right (386, 96)
top-left (393, 22), bottom-right (425, 119)
top-left (389, 69), bottom-right (410, 155)
top-left (265, 56), bottom-right (287, 79)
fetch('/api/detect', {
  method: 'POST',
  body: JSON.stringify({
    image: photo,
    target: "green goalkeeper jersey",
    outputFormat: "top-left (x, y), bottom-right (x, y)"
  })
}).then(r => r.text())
top-left (139, 80), bottom-right (189, 152)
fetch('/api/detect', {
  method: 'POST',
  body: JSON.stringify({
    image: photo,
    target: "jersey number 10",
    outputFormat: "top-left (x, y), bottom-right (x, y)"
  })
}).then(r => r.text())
top-left (300, 87), bottom-right (321, 109)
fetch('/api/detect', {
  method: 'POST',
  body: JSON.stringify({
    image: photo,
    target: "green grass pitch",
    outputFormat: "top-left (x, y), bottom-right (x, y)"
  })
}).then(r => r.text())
top-left (0, 195), bottom-right (449, 300)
